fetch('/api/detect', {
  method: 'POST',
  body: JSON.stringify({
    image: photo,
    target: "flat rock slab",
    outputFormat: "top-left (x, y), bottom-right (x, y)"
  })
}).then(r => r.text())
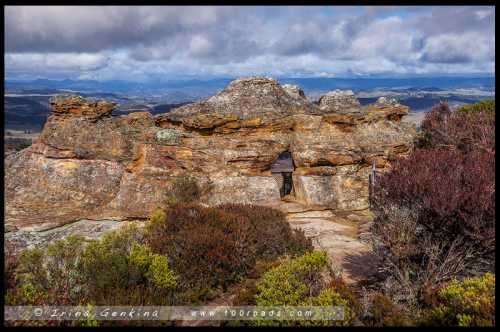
top-left (287, 210), bottom-right (336, 219)
top-left (5, 219), bottom-right (145, 253)
top-left (283, 203), bottom-right (378, 285)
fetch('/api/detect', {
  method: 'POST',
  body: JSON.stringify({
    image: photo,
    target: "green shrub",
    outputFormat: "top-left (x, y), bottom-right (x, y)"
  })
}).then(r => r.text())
top-left (79, 224), bottom-right (177, 305)
top-left (7, 224), bottom-right (178, 308)
top-left (425, 273), bottom-right (495, 326)
top-left (253, 251), bottom-right (354, 326)
top-left (80, 225), bottom-right (144, 292)
top-left (457, 99), bottom-right (495, 114)
top-left (45, 236), bottom-right (87, 303)
top-left (146, 255), bottom-right (178, 289)
top-left (255, 251), bottom-right (330, 306)
top-left (8, 236), bottom-right (88, 305)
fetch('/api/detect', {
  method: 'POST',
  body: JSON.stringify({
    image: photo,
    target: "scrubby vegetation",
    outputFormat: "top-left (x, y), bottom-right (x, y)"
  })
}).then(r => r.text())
top-left (5, 194), bottom-right (313, 325)
top-left (144, 203), bottom-right (312, 302)
top-left (252, 251), bottom-right (354, 326)
top-left (457, 99), bottom-right (495, 114)
top-left (424, 273), bottom-right (495, 326)
top-left (5, 100), bottom-right (495, 327)
top-left (369, 100), bottom-right (495, 325)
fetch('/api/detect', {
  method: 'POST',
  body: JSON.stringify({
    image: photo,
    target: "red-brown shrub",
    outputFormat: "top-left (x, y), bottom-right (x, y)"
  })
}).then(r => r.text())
top-left (144, 203), bottom-right (312, 296)
top-left (419, 101), bottom-right (495, 154)
top-left (218, 203), bottom-right (312, 259)
top-left (372, 150), bottom-right (495, 270)
top-left (372, 148), bottom-right (494, 262)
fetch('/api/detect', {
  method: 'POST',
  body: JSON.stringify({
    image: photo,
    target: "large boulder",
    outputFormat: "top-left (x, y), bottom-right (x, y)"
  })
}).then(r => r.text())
top-left (157, 77), bottom-right (315, 129)
top-left (318, 89), bottom-right (361, 113)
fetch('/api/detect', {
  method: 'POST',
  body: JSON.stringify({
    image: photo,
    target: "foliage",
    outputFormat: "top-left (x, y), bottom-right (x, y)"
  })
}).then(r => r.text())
top-left (370, 99), bottom-right (495, 319)
top-left (419, 101), bottom-right (495, 153)
top-left (372, 148), bottom-right (494, 271)
top-left (144, 203), bottom-right (311, 297)
top-left (252, 251), bottom-right (353, 326)
top-left (80, 225), bottom-right (146, 293)
top-left (255, 251), bottom-right (330, 306)
top-left (146, 254), bottom-right (178, 289)
top-left (363, 293), bottom-right (413, 326)
top-left (327, 277), bottom-right (363, 321)
top-left (424, 273), bottom-right (495, 327)
top-left (218, 203), bottom-right (312, 259)
top-left (7, 225), bottom-right (178, 308)
top-left (457, 99), bottom-right (495, 114)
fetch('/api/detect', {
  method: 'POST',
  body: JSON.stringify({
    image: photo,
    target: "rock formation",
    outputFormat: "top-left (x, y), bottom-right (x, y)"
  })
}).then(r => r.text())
top-left (318, 89), bottom-right (360, 113)
top-left (5, 77), bottom-right (416, 233)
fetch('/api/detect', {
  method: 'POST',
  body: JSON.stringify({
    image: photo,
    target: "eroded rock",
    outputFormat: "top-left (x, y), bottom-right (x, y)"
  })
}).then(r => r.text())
top-left (5, 77), bottom-right (416, 233)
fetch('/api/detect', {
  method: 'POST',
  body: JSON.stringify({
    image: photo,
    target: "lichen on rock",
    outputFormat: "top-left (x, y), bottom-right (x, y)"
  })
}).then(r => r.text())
top-left (155, 128), bottom-right (188, 145)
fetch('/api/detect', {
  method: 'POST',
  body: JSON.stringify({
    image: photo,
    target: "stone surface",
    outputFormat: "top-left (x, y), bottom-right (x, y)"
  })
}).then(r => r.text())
top-left (318, 89), bottom-right (361, 113)
top-left (282, 203), bottom-right (378, 284)
top-left (5, 76), bottom-right (416, 233)
top-left (5, 219), bottom-right (145, 254)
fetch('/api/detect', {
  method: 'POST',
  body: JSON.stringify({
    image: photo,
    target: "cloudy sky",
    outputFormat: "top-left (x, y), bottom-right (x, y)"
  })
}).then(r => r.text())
top-left (5, 6), bottom-right (495, 81)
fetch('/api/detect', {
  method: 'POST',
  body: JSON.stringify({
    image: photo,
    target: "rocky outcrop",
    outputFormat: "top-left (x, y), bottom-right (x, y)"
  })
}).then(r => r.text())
top-left (5, 77), bottom-right (416, 232)
top-left (318, 89), bottom-right (360, 113)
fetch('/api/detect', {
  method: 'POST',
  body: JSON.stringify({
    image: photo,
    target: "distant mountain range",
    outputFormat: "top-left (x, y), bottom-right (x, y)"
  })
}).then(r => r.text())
top-left (4, 76), bottom-right (495, 132)
top-left (6, 76), bottom-right (495, 94)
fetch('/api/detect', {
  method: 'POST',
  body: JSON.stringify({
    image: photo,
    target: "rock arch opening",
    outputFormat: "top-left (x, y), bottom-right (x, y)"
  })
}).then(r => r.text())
top-left (271, 150), bottom-right (295, 198)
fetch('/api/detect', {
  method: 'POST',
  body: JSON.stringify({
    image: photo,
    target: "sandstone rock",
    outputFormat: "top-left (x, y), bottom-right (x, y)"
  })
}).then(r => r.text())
top-left (5, 77), bottom-right (416, 235)
top-left (50, 94), bottom-right (116, 119)
top-left (282, 84), bottom-right (307, 100)
top-left (6, 220), bottom-right (145, 254)
top-left (318, 89), bottom-right (361, 113)
top-left (158, 76), bottom-right (315, 129)
top-left (293, 174), bottom-right (369, 210)
top-left (207, 176), bottom-right (281, 205)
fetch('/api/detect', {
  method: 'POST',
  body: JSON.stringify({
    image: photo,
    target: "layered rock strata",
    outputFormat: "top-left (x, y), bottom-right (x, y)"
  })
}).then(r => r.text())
top-left (5, 77), bottom-right (416, 232)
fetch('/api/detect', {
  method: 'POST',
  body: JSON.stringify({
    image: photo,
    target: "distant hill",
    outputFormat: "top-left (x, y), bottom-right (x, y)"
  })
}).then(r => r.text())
top-left (4, 76), bottom-right (494, 131)
top-left (6, 76), bottom-right (494, 94)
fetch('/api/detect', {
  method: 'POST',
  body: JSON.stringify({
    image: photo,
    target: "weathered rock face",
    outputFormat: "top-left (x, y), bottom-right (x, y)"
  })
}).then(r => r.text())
top-left (318, 89), bottom-right (360, 113)
top-left (5, 77), bottom-right (416, 232)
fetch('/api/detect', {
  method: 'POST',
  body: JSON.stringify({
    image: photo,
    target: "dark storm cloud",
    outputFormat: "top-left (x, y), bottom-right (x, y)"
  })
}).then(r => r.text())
top-left (5, 6), bottom-right (229, 53)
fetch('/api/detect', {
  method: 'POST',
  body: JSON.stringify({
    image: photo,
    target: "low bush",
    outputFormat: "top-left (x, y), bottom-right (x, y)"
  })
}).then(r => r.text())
top-left (144, 203), bottom-right (312, 298)
top-left (371, 148), bottom-right (495, 273)
top-left (218, 203), bottom-right (312, 259)
top-left (457, 99), bottom-right (495, 114)
top-left (424, 273), bottom-right (495, 326)
top-left (80, 225), bottom-right (177, 305)
top-left (362, 293), bottom-right (413, 326)
top-left (6, 225), bottom-right (178, 308)
top-left (370, 99), bottom-right (495, 318)
top-left (419, 101), bottom-right (495, 153)
top-left (252, 251), bottom-right (354, 326)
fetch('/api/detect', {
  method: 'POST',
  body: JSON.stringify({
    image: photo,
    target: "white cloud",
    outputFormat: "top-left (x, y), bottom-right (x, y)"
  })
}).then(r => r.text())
top-left (4, 6), bottom-right (495, 79)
